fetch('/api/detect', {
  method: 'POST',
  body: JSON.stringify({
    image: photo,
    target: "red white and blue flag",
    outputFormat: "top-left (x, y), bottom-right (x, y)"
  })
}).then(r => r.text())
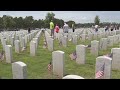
top-left (47, 62), bottom-right (52, 71)
top-left (95, 63), bottom-right (105, 79)
top-left (69, 51), bottom-right (77, 60)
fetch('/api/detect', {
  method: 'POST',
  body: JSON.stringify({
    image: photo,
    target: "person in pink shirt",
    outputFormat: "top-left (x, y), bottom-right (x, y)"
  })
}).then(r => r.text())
top-left (55, 24), bottom-right (59, 33)
top-left (54, 24), bottom-right (60, 39)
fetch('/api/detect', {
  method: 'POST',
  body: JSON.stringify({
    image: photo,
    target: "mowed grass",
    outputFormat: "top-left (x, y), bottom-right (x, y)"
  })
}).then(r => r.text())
top-left (0, 33), bottom-right (120, 79)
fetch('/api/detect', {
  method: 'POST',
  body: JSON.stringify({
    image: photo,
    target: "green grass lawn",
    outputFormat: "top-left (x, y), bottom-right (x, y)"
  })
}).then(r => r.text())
top-left (0, 33), bottom-right (120, 79)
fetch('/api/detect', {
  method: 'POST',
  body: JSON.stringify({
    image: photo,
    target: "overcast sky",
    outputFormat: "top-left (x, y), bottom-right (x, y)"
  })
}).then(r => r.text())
top-left (0, 11), bottom-right (120, 23)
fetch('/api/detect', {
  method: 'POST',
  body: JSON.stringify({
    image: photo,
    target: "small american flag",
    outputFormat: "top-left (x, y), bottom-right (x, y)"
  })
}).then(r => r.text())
top-left (43, 40), bottom-right (47, 48)
top-left (47, 62), bottom-right (52, 71)
top-left (95, 63), bottom-right (105, 79)
top-left (69, 51), bottom-right (77, 60)
top-left (59, 40), bottom-right (62, 46)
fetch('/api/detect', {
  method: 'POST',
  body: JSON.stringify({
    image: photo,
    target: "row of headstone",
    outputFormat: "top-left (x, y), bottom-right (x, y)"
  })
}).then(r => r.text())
top-left (0, 30), bottom-right (40, 63)
top-left (45, 31), bottom-right (54, 51)
top-left (30, 30), bottom-right (42, 56)
top-left (90, 34), bottom-right (120, 57)
top-left (52, 47), bottom-right (120, 79)
top-left (46, 28), bottom-right (120, 50)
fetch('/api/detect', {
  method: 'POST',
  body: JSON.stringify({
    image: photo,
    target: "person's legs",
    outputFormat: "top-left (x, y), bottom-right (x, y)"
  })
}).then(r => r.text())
top-left (51, 29), bottom-right (52, 36)
top-left (52, 29), bottom-right (54, 39)
top-left (73, 29), bottom-right (75, 32)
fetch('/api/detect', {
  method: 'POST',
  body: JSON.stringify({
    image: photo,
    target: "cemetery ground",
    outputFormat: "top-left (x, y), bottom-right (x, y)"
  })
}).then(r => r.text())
top-left (0, 33), bottom-right (120, 79)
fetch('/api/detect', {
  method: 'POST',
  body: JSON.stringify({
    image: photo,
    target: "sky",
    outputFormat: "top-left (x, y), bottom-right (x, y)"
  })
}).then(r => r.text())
top-left (0, 11), bottom-right (120, 23)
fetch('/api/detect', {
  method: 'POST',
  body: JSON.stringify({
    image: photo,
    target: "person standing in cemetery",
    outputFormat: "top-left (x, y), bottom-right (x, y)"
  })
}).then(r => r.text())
top-left (63, 23), bottom-right (69, 33)
top-left (72, 23), bottom-right (75, 32)
top-left (105, 26), bottom-right (109, 32)
top-left (110, 25), bottom-right (114, 31)
top-left (95, 25), bottom-right (99, 32)
top-left (55, 24), bottom-right (60, 33)
top-left (28, 28), bottom-right (31, 33)
top-left (55, 24), bottom-right (60, 39)
top-left (50, 20), bottom-right (54, 38)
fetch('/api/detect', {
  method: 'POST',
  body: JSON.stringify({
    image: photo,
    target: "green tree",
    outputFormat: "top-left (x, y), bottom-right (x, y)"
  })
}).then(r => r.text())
top-left (94, 15), bottom-right (100, 25)
top-left (45, 12), bottom-right (55, 22)
top-left (2, 15), bottom-right (16, 30)
top-left (23, 16), bottom-right (34, 29)
top-left (66, 20), bottom-right (75, 28)
top-left (0, 17), bottom-right (4, 29)
top-left (13, 17), bottom-right (24, 29)
top-left (45, 12), bottom-right (55, 28)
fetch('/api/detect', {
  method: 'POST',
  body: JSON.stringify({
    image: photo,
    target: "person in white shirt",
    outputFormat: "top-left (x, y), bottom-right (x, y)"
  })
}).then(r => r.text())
top-left (63, 23), bottom-right (69, 33)
top-left (95, 25), bottom-right (99, 32)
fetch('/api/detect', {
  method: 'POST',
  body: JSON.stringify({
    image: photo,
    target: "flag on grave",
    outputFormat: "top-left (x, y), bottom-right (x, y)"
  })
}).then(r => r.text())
top-left (95, 63), bottom-right (105, 79)
top-left (47, 61), bottom-right (52, 71)
top-left (69, 51), bottom-right (77, 60)
top-left (59, 40), bottom-right (62, 46)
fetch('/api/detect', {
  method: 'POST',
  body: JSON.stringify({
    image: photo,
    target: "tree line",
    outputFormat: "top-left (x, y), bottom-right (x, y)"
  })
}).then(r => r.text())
top-left (0, 12), bottom-right (119, 31)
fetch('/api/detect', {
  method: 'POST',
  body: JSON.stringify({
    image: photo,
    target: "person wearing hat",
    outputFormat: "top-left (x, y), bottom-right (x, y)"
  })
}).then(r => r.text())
top-left (50, 20), bottom-right (54, 38)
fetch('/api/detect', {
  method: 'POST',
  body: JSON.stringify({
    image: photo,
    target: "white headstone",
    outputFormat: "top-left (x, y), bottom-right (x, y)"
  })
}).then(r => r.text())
top-left (72, 35), bottom-right (77, 45)
top-left (107, 36), bottom-right (114, 47)
top-left (12, 61), bottom-right (27, 79)
top-left (15, 35), bottom-right (19, 40)
top-left (76, 45), bottom-right (86, 64)
top-left (91, 40), bottom-right (99, 56)
top-left (62, 36), bottom-right (67, 47)
top-left (21, 37), bottom-right (26, 47)
top-left (33, 38), bottom-right (38, 49)
top-left (52, 51), bottom-right (65, 78)
top-left (47, 37), bottom-right (54, 51)
top-left (111, 48), bottom-right (120, 70)
top-left (95, 56), bottom-right (112, 79)
top-left (113, 35), bottom-right (119, 44)
top-left (25, 35), bottom-right (28, 45)
top-left (5, 45), bottom-right (13, 63)
top-left (3, 39), bottom-right (7, 51)
top-left (15, 40), bottom-right (20, 53)
top-left (81, 34), bottom-right (86, 41)
top-left (99, 38), bottom-right (108, 50)
top-left (10, 37), bottom-right (14, 46)
top-left (93, 33), bottom-right (97, 40)
top-left (30, 41), bottom-right (36, 56)
top-left (68, 34), bottom-right (72, 41)
top-left (88, 34), bottom-right (93, 40)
